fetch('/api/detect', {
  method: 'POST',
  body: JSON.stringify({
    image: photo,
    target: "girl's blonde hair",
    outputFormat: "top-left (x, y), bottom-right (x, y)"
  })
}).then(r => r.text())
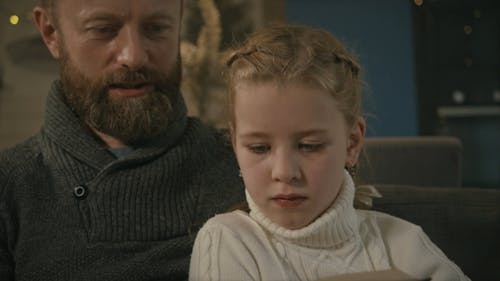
top-left (225, 24), bottom-right (380, 210)
top-left (226, 24), bottom-right (362, 131)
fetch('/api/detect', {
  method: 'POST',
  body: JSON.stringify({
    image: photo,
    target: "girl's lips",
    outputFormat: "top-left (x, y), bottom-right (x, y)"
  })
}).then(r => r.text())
top-left (108, 83), bottom-right (154, 97)
top-left (271, 194), bottom-right (307, 208)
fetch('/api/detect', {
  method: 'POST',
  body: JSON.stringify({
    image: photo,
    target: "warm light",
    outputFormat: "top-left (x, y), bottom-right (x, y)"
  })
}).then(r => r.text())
top-left (464, 25), bottom-right (472, 35)
top-left (493, 90), bottom-right (500, 103)
top-left (9, 15), bottom-right (19, 25)
top-left (473, 9), bottom-right (481, 19)
top-left (414, 0), bottom-right (424, 6)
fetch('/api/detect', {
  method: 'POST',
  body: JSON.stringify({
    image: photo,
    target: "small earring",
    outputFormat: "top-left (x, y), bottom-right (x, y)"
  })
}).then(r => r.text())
top-left (346, 165), bottom-right (357, 179)
top-left (238, 170), bottom-right (242, 178)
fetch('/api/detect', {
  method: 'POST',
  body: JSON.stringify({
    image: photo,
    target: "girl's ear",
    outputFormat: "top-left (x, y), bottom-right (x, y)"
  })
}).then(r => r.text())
top-left (33, 7), bottom-right (61, 59)
top-left (345, 116), bottom-right (366, 167)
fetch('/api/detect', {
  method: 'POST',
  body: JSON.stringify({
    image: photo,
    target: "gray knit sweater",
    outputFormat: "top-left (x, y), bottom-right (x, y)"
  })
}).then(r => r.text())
top-left (0, 81), bottom-right (244, 281)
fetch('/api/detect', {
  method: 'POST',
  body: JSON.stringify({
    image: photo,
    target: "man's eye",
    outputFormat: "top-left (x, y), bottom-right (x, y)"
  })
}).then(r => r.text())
top-left (247, 144), bottom-right (270, 154)
top-left (89, 25), bottom-right (118, 37)
top-left (144, 23), bottom-right (169, 35)
top-left (298, 142), bottom-right (324, 152)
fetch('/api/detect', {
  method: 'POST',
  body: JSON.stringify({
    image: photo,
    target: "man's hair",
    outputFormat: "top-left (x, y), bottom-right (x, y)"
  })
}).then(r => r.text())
top-left (40, 0), bottom-right (57, 16)
top-left (225, 23), bottom-right (363, 130)
top-left (40, 0), bottom-right (54, 9)
top-left (40, 0), bottom-right (59, 26)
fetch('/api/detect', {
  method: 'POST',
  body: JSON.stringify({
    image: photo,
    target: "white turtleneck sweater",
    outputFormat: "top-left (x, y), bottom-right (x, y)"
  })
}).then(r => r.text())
top-left (189, 171), bottom-right (470, 281)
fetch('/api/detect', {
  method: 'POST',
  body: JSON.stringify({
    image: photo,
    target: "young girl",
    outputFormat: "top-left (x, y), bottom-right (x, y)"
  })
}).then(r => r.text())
top-left (189, 24), bottom-right (469, 281)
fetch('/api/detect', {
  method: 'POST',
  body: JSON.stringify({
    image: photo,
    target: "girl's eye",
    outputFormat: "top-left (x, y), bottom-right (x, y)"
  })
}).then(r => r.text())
top-left (247, 144), bottom-right (270, 154)
top-left (298, 142), bottom-right (324, 152)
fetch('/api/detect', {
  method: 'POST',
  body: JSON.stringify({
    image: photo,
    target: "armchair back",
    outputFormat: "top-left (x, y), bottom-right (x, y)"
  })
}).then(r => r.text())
top-left (373, 185), bottom-right (500, 281)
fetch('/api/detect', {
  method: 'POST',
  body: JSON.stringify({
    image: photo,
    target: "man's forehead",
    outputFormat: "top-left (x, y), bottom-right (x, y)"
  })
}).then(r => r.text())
top-left (58, 0), bottom-right (181, 19)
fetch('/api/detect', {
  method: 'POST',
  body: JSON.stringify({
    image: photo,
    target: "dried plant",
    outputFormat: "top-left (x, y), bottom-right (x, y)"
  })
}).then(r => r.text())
top-left (180, 0), bottom-right (261, 128)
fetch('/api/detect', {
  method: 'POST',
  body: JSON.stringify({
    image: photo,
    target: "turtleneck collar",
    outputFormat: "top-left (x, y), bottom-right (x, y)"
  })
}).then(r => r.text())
top-left (247, 170), bottom-right (359, 248)
top-left (42, 80), bottom-right (188, 170)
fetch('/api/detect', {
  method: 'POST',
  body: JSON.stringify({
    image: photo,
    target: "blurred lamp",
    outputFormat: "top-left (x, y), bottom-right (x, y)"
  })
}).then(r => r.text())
top-left (9, 15), bottom-right (19, 25)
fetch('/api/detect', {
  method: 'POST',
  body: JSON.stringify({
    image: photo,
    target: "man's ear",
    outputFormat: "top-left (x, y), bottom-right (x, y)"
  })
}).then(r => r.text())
top-left (33, 7), bottom-right (60, 59)
top-left (345, 116), bottom-right (366, 167)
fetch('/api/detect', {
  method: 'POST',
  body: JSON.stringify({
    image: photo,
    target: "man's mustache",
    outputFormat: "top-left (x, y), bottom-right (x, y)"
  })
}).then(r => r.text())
top-left (96, 68), bottom-right (177, 94)
top-left (104, 68), bottom-right (160, 85)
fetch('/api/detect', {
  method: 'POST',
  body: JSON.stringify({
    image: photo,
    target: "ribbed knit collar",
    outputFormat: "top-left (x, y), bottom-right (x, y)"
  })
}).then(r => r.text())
top-left (42, 80), bottom-right (188, 170)
top-left (247, 170), bottom-right (359, 248)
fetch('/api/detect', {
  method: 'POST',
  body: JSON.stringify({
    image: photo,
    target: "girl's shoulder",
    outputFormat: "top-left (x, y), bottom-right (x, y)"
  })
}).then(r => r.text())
top-left (355, 209), bottom-right (422, 236)
top-left (355, 210), bottom-right (469, 280)
top-left (354, 209), bottom-right (427, 255)
top-left (197, 210), bottom-right (269, 241)
top-left (201, 210), bottom-right (253, 230)
top-left (194, 210), bottom-right (278, 259)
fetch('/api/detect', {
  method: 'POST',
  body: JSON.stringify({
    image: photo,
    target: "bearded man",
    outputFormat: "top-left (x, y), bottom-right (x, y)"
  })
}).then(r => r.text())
top-left (0, 0), bottom-right (243, 280)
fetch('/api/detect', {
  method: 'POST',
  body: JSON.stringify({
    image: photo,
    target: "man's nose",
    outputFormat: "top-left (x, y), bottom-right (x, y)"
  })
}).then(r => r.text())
top-left (115, 27), bottom-right (148, 69)
top-left (271, 150), bottom-right (302, 183)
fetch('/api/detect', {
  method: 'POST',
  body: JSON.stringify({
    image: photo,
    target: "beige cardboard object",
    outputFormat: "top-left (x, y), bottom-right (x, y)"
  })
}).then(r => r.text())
top-left (318, 269), bottom-right (431, 281)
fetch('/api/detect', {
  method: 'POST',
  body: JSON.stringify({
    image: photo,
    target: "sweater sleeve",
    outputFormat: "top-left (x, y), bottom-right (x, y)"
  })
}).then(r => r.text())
top-left (189, 218), bottom-right (260, 281)
top-left (375, 212), bottom-right (471, 281)
top-left (0, 219), bottom-right (14, 280)
top-left (0, 171), bottom-right (14, 280)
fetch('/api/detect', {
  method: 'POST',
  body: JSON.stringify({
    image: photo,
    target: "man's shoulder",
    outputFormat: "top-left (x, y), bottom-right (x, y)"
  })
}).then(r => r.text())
top-left (0, 136), bottom-right (43, 181)
top-left (183, 118), bottom-right (236, 166)
top-left (185, 118), bottom-right (232, 148)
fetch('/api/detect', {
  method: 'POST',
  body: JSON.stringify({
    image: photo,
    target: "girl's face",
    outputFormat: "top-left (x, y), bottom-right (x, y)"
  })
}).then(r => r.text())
top-left (232, 81), bottom-right (364, 230)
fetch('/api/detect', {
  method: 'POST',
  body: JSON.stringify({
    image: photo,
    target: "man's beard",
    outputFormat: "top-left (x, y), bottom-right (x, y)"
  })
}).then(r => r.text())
top-left (59, 51), bottom-right (181, 146)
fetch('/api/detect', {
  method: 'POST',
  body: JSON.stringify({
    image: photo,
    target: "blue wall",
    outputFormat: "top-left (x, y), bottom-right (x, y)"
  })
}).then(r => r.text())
top-left (286, 0), bottom-right (418, 136)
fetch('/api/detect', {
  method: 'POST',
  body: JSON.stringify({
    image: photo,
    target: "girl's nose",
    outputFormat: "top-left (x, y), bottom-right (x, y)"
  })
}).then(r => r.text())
top-left (271, 150), bottom-right (301, 183)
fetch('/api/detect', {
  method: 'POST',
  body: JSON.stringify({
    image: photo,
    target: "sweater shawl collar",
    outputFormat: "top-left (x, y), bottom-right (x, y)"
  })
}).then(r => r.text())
top-left (247, 170), bottom-right (359, 248)
top-left (42, 80), bottom-right (188, 169)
